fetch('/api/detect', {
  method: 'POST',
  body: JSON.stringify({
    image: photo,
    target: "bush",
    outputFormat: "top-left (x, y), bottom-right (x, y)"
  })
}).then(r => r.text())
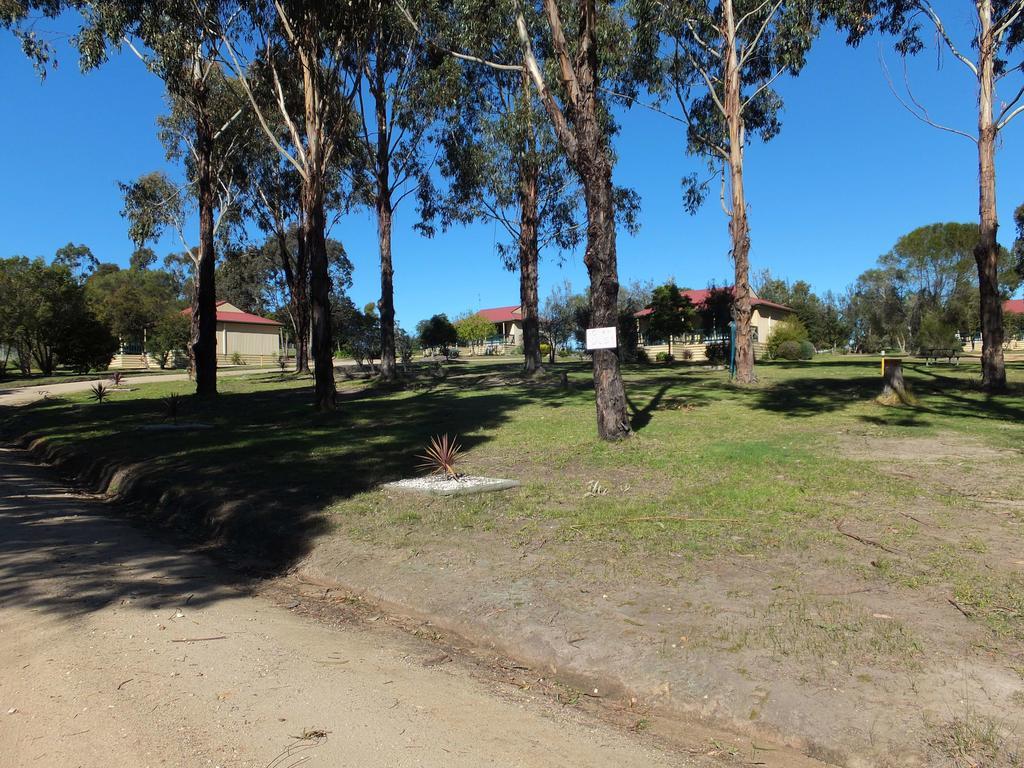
top-left (539, 342), bottom-right (551, 358)
top-left (777, 340), bottom-right (802, 360)
top-left (705, 341), bottom-right (729, 365)
top-left (655, 351), bottom-right (674, 363)
top-left (230, 351), bottom-right (245, 365)
top-left (636, 348), bottom-right (650, 364)
top-left (680, 348), bottom-right (694, 361)
top-left (798, 340), bottom-right (815, 360)
top-left (59, 314), bottom-right (119, 373)
top-left (557, 347), bottom-right (572, 358)
top-left (766, 317), bottom-right (810, 359)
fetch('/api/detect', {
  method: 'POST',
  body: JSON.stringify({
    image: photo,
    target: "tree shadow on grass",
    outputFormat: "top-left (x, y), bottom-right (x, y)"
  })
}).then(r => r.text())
top-left (0, 372), bottom-right (560, 618)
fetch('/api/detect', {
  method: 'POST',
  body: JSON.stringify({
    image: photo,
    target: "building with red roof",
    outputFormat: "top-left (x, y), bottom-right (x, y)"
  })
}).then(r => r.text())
top-left (634, 285), bottom-right (794, 360)
top-left (477, 305), bottom-right (525, 349)
top-left (111, 301), bottom-right (283, 370)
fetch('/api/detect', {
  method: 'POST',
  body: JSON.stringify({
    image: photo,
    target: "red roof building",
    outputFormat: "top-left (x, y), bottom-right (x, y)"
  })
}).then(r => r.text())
top-left (1004, 298), bottom-right (1024, 315)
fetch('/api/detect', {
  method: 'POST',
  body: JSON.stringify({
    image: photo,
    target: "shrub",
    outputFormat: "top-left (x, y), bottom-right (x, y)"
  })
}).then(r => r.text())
top-left (417, 434), bottom-right (462, 479)
top-left (230, 351), bottom-right (245, 365)
top-left (680, 348), bottom-right (694, 361)
top-left (89, 383), bottom-right (110, 403)
top-left (777, 340), bottom-right (802, 360)
top-left (798, 340), bottom-right (816, 360)
top-left (557, 347), bottom-right (572, 358)
top-left (655, 351), bottom-right (674, 363)
top-left (636, 348), bottom-right (650, 364)
top-left (705, 341), bottom-right (729, 365)
top-left (539, 342), bottom-right (551, 358)
top-left (766, 317), bottom-right (810, 359)
top-left (160, 393), bottom-right (183, 424)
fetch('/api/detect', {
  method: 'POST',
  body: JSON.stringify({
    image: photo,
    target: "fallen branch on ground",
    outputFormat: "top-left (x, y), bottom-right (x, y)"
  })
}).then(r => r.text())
top-left (170, 635), bottom-right (227, 643)
top-left (570, 516), bottom-right (741, 529)
top-left (835, 519), bottom-right (900, 554)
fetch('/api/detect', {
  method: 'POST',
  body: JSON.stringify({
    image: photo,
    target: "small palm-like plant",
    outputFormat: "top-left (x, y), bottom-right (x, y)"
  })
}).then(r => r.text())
top-left (90, 383), bottom-right (109, 403)
top-left (109, 371), bottom-right (124, 387)
top-left (160, 393), bottom-right (183, 424)
top-left (417, 434), bottom-right (463, 479)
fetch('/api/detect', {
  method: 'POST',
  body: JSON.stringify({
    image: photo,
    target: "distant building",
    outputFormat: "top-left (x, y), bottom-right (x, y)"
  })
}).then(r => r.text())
top-left (634, 286), bottom-right (794, 360)
top-left (477, 305), bottom-right (524, 351)
top-left (110, 301), bottom-right (284, 370)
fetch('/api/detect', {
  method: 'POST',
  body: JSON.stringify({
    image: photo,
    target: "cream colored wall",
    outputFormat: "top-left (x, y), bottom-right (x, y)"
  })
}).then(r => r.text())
top-left (752, 305), bottom-right (791, 343)
top-left (216, 322), bottom-right (281, 357)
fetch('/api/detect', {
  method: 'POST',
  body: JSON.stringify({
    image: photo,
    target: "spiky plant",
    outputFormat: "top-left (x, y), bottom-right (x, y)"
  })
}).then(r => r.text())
top-left (160, 393), bottom-right (183, 424)
top-left (109, 371), bottom-right (124, 387)
top-left (417, 434), bottom-right (463, 479)
top-left (89, 383), bottom-right (109, 403)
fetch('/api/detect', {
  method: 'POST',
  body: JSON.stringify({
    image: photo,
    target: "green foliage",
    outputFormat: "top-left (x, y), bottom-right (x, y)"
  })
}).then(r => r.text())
top-left (416, 314), bottom-right (458, 354)
top-left (1006, 312), bottom-right (1024, 341)
top-left (0, 255), bottom-right (118, 375)
top-left (636, 348), bottom-right (650, 363)
top-left (655, 351), bottom-right (675, 363)
top-left (335, 297), bottom-right (381, 367)
top-left (777, 340), bottom-right (802, 360)
top-left (798, 340), bottom-right (816, 360)
top-left (160, 392), bottom-right (184, 424)
top-left (454, 312), bottom-right (495, 348)
top-left (917, 311), bottom-right (961, 352)
top-left (645, 282), bottom-right (695, 344)
top-left (230, 351), bottom-right (245, 365)
top-left (705, 341), bottom-right (729, 365)
top-left (767, 317), bottom-right (810, 359)
top-left (85, 265), bottom-right (179, 342)
top-left (147, 311), bottom-right (190, 369)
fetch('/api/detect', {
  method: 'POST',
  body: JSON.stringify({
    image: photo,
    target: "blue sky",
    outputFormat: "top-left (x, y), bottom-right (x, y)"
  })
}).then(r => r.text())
top-left (2, 12), bottom-right (1023, 331)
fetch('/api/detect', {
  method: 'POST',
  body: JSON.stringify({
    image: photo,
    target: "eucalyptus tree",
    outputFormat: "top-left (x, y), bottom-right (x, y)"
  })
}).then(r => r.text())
top-left (349, 0), bottom-right (458, 382)
top-left (838, 0), bottom-right (1024, 390)
top-left (429, 1), bottom-right (583, 375)
top-left (660, 0), bottom-right (818, 384)
top-left (2, 1), bottom-right (65, 75)
top-left (75, 0), bottom-right (245, 396)
top-left (219, 1), bottom-right (362, 410)
top-left (414, 0), bottom-right (655, 438)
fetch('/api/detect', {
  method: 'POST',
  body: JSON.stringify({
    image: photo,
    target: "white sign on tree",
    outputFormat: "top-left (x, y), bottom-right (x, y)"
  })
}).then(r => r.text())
top-left (586, 326), bottom-right (617, 350)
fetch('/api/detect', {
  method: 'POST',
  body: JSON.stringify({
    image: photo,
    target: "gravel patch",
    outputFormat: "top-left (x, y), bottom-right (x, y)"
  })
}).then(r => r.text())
top-left (384, 476), bottom-right (520, 497)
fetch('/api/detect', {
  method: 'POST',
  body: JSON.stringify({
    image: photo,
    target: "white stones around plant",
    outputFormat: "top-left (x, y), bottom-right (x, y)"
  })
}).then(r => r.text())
top-left (384, 475), bottom-right (519, 497)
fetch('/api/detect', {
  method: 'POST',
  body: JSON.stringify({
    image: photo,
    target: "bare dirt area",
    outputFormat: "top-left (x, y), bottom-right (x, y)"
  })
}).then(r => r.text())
top-left (0, 447), bottom-right (727, 768)
top-left (299, 430), bottom-right (1024, 768)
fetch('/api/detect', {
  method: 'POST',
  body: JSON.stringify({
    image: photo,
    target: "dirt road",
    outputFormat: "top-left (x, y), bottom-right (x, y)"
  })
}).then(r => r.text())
top-left (0, 447), bottom-right (695, 768)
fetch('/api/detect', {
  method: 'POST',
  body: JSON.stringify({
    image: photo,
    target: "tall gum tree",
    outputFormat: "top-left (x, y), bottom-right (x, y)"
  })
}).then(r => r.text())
top-left (660, 0), bottom-right (818, 384)
top-left (427, 0), bottom-right (584, 375)
top-left (220, 1), bottom-right (362, 410)
top-left (75, 0), bottom-right (246, 396)
top-left (838, 0), bottom-right (1024, 390)
top-left (351, 0), bottom-right (457, 382)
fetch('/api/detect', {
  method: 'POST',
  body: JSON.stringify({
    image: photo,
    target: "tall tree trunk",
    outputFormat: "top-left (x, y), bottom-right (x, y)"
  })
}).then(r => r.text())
top-left (276, 230), bottom-right (309, 373)
top-left (723, 0), bottom-right (755, 384)
top-left (374, 59), bottom-right (397, 382)
top-left (581, 156), bottom-right (630, 440)
top-left (191, 87), bottom-right (218, 397)
top-left (519, 152), bottom-right (542, 375)
top-left (377, 201), bottom-right (397, 381)
top-left (976, 0), bottom-right (1006, 391)
top-left (302, 181), bottom-right (335, 410)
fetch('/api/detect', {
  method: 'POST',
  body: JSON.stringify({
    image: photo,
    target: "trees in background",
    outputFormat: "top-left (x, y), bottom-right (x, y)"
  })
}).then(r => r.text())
top-left (0, 256), bottom-right (118, 375)
top-left (417, 314), bottom-right (458, 356)
top-left (454, 312), bottom-right (495, 353)
top-left (644, 283), bottom-right (696, 356)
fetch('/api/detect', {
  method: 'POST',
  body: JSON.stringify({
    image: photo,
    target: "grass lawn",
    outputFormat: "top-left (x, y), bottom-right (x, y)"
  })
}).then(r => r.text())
top-left (3, 355), bottom-right (1023, 763)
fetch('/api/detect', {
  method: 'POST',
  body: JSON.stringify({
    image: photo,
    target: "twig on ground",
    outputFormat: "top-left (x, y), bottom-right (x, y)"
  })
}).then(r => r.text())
top-left (116, 678), bottom-right (133, 690)
top-left (170, 635), bottom-right (227, 643)
top-left (835, 519), bottom-right (900, 554)
top-left (571, 516), bottom-right (740, 529)
top-left (947, 597), bottom-right (973, 618)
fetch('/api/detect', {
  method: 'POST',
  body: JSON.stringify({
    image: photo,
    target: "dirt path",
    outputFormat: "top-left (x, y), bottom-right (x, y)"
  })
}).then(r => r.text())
top-left (0, 447), bottom-right (694, 768)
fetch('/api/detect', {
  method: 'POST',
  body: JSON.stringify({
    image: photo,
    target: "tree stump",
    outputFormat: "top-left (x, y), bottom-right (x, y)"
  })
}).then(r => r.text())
top-left (879, 357), bottom-right (912, 405)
